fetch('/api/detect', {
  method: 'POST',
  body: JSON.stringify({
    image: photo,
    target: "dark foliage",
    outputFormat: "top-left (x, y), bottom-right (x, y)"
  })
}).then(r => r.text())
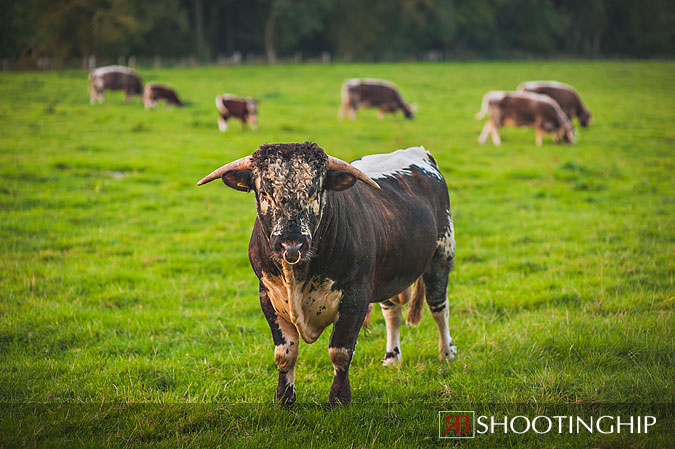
top-left (2, 0), bottom-right (673, 64)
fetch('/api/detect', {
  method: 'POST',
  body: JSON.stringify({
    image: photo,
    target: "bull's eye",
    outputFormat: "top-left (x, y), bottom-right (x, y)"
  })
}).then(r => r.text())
top-left (258, 190), bottom-right (271, 203)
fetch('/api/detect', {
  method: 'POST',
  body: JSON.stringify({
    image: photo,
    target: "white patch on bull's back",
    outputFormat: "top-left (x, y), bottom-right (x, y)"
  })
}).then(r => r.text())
top-left (262, 271), bottom-right (342, 344)
top-left (351, 146), bottom-right (442, 180)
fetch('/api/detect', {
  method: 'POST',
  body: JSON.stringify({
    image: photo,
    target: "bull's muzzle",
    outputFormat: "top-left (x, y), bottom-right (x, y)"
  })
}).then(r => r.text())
top-left (280, 241), bottom-right (304, 265)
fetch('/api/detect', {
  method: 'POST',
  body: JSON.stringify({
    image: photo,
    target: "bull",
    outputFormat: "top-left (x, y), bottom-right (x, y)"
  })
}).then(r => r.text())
top-left (143, 83), bottom-right (184, 109)
top-left (88, 65), bottom-right (143, 105)
top-left (197, 142), bottom-right (457, 405)
top-left (215, 94), bottom-right (258, 132)
top-left (477, 91), bottom-right (575, 146)
top-left (518, 81), bottom-right (593, 127)
top-left (339, 79), bottom-right (416, 120)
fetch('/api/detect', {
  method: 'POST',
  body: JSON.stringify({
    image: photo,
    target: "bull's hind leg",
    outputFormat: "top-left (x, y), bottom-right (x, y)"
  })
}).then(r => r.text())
top-left (379, 299), bottom-right (404, 365)
top-left (423, 221), bottom-right (457, 361)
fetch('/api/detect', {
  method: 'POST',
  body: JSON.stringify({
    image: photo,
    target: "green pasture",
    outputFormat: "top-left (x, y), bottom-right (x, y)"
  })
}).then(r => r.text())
top-left (0, 61), bottom-right (673, 448)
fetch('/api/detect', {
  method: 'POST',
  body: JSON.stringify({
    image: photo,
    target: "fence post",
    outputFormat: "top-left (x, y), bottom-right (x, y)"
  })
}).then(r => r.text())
top-left (154, 55), bottom-right (161, 68)
top-left (128, 55), bottom-right (136, 68)
top-left (88, 55), bottom-right (96, 69)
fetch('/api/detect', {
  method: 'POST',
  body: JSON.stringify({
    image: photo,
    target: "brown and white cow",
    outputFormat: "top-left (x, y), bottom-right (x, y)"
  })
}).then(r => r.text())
top-left (517, 81), bottom-right (592, 127)
top-left (215, 94), bottom-right (258, 132)
top-left (339, 79), bottom-right (416, 120)
top-left (143, 83), bottom-right (184, 109)
top-left (88, 65), bottom-right (143, 105)
top-left (477, 91), bottom-right (575, 146)
top-left (197, 143), bottom-right (456, 405)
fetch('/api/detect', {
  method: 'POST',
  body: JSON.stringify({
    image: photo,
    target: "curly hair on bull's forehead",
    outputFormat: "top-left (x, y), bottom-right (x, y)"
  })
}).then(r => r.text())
top-left (252, 142), bottom-right (327, 201)
top-left (252, 142), bottom-right (328, 169)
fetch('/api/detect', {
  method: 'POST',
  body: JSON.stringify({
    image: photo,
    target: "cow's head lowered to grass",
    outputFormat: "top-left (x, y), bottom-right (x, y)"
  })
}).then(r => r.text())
top-left (197, 142), bottom-right (379, 265)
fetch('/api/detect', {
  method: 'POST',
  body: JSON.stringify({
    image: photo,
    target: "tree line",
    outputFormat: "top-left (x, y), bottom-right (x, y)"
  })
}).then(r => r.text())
top-left (2, 0), bottom-right (673, 68)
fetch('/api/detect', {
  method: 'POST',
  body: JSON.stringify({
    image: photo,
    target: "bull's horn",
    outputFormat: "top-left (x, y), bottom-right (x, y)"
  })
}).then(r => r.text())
top-left (327, 155), bottom-right (380, 190)
top-left (197, 155), bottom-right (253, 186)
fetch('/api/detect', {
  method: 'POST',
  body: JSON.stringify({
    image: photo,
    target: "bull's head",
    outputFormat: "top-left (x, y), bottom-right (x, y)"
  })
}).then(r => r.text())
top-left (197, 142), bottom-right (379, 265)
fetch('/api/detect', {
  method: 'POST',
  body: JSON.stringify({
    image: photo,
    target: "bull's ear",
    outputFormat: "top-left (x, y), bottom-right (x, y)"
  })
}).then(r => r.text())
top-left (221, 169), bottom-right (253, 192)
top-left (325, 170), bottom-right (357, 191)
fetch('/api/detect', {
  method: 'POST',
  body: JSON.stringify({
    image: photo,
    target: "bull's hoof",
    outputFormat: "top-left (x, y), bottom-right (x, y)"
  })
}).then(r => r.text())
top-left (276, 384), bottom-right (296, 405)
top-left (329, 384), bottom-right (351, 407)
top-left (440, 344), bottom-right (457, 361)
top-left (328, 394), bottom-right (351, 408)
top-left (383, 352), bottom-right (402, 366)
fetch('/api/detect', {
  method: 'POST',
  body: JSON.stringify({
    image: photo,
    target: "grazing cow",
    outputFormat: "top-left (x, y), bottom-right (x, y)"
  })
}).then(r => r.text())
top-left (143, 83), bottom-right (184, 109)
top-left (88, 65), bottom-right (143, 104)
top-left (215, 94), bottom-right (258, 132)
top-left (339, 79), bottom-right (416, 120)
top-left (197, 143), bottom-right (456, 405)
top-left (517, 81), bottom-right (592, 127)
top-left (477, 91), bottom-right (575, 146)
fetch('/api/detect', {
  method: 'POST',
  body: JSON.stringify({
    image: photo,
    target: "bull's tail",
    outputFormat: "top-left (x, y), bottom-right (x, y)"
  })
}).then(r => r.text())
top-left (405, 277), bottom-right (426, 326)
top-left (361, 303), bottom-right (374, 331)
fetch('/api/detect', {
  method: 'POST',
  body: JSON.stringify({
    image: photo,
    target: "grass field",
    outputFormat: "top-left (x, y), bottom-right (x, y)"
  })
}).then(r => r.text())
top-left (0, 61), bottom-right (673, 448)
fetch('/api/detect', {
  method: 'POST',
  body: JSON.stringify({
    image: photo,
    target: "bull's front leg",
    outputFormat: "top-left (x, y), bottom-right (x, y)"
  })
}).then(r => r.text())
top-left (328, 288), bottom-right (370, 406)
top-left (259, 284), bottom-right (299, 404)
